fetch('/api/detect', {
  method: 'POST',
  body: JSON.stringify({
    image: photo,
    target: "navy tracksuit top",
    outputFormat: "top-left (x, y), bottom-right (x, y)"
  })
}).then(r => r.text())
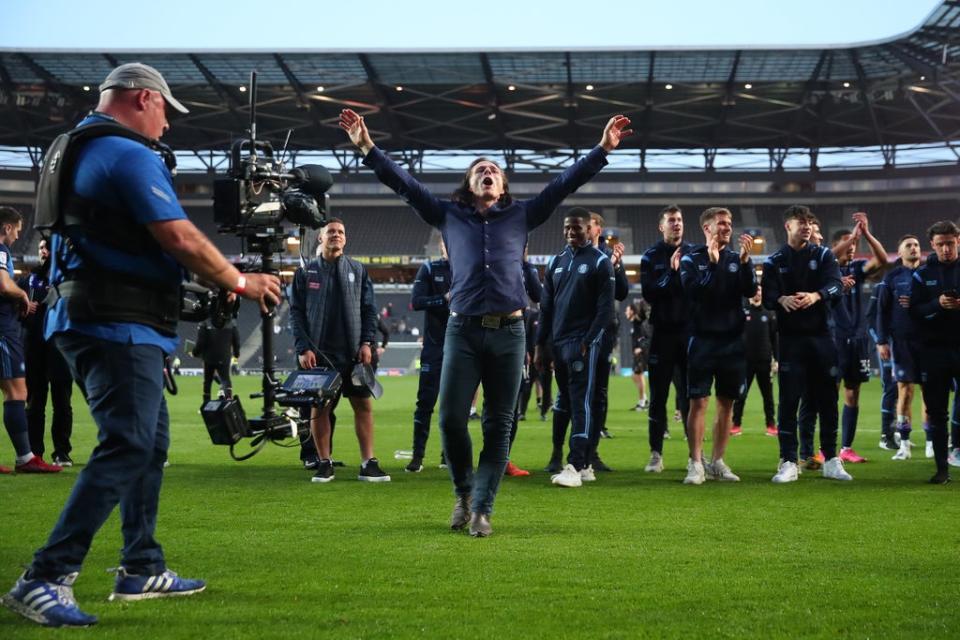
top-left (679, 244), bottom-right (757, 338)
top-left (762, 242), bottom-right (843, 337)
top-left (536, 244), bottom-right (615, 349)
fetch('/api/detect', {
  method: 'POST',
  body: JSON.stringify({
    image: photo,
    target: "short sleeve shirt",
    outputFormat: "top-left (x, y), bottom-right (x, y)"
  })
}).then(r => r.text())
top-left (44, 114), bottom-right (188, 354)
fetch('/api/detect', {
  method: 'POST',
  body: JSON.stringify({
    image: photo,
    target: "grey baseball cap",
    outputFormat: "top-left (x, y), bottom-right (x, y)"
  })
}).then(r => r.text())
top-left (99, 62), bottom-right (189, 114)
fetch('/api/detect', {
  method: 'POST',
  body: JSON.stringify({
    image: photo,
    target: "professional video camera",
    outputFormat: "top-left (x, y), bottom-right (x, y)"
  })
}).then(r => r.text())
top-left (200, 71), bottom-right (341, 461)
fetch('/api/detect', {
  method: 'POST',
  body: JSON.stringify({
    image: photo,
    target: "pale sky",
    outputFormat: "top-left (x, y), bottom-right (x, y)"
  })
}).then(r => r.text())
top-left (0, 0), bottom-right (945, 51)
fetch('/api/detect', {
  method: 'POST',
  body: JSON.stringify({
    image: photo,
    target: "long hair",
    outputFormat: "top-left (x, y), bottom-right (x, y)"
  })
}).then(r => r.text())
top-left (451, 158), bottom-right (513, 208)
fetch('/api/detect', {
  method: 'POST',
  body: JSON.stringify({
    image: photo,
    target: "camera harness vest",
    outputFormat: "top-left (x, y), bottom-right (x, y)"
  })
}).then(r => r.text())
top-left (34, 115), bottom-right (182, 335)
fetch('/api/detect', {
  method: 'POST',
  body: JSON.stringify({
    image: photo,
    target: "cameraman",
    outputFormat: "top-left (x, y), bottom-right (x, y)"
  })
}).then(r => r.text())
top-left (290, 219), bottom-right (390, 483)
top-left (3, 63), bottom-right (281, 628)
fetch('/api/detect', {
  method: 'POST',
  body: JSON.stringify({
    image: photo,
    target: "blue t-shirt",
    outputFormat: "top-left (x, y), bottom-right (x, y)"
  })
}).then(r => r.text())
top-left (44, 114), bottom-right (188, 354)
top-left (0, 243), bottom-right (21, 336)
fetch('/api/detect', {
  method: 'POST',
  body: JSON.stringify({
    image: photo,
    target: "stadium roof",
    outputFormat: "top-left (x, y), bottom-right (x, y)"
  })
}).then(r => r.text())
top-left (1, 1), bottom-right (958, 171)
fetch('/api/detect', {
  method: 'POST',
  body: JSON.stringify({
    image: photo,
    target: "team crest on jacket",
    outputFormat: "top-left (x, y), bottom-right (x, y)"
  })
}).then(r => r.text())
top-left (577, 264), bottom-right (588, 274)
top-left (808, 259), bottom-right (818, 270)
top-left (727, 262), bottom-right (739, 273)
top-left (348, 272), bottom-right (356, 282)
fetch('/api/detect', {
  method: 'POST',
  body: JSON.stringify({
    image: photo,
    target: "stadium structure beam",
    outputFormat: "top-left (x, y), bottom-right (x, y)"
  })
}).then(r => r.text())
top-left (15, 53), bottom-right (91, 125)
top-left (638, 51), bottom-right (657, 171)
top-left (273, 54), bottom-right (330, 142)
top-left (0, 59), bottom-right (39, 164)
top-left (905, 90), bottom-right (960, 160)
top-left (850, 49), bottom-right (894, 167)
top-left (479, 53), bottom-right (512, 168)
top-left (497, 89), bottom-right (568, 148)
top-left (887, 43), bottom-right (940, 80)
top-left (704, 49), bottom-right (743, 156)
top-left (402, 113), bottom-right (498, 148)
top-left (704, 147), bottom-right (718, 171)
top-left (357, 53), bottom-right (407, 154)
top-left (187, 55), bottom-right (248, 132)
top-left (808, 51), bottom-right (838, 171)
top-left (564, 52), bottom-right (580, 158)
top-left (779, 50), bottom-right (830, 155)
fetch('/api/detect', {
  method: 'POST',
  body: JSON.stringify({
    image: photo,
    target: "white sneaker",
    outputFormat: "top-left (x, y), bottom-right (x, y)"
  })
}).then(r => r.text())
top-left (892, 441), bottom-right (911, 460)
top-left (580, 465), bottom-right (596, 482)
top-left (682, 459), bottom-right (705, 485)
top-left (925, 441), bottom-right (935, 458)
top-left (948, 449), bottom-right (960, 468)
top-left (551, 464), bottom-right (583, 488)
top-left (822, 456), bottom-right (853, 481)
top-left (772, 460), bottom-right (799, 483)
top-left (706, 458), bottom-right (740, 482)
top-left (644, 452), bottom-right (664, 473)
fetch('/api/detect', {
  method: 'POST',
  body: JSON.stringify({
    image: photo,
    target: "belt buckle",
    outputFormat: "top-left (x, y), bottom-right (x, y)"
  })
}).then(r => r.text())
top-left (481, 314), bottom-right (501, 329)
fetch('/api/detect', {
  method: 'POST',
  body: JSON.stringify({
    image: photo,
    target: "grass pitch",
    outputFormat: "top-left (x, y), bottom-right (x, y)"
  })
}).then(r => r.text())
top-left (1, 375), bottom-right (958, 639)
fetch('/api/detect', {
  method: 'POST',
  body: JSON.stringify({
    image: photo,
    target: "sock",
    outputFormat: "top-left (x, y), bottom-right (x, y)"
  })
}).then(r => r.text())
top-left (551, 411), bottom-right (569, 451)
top-left (4, 400), bottom-right (32, 458)
top-left (896, 415), bottom-right (912, 440)
top-left (841, 405), bottom-right (859, 448)
top-left (923, 421), bottom-right (932, 442)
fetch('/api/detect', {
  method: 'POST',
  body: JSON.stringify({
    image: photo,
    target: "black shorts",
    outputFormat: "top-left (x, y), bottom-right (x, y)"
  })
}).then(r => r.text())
top-left (0, 334), bottom-right (25, 380)
top-left (836, 335), bottom-right (870, 388)
top-left (632, 339), bottom-right (650, 374)
top-left (686, 336), bottom-right (746, 400)
top-left (891, 336), bottom-right (922, 384)
top-left (322, 356), bottom-right (373, 400)
top-left (339, 364), bottom-right (372, 399)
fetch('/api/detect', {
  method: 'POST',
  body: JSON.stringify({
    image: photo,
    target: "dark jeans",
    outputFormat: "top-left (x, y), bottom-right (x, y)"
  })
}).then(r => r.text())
top-left (438, 315), bottom-right (525, 515)
top-left (202, 360), bottom-right (232, 401)
top-left (919, 345), bottom-right (960, 473)
top-left (733, 360), bottom-right (775, 426)
top-left (516, 356), bottom-right (534, 417)
top-left (412, 347), bottom-right (443, 458)
top-left (647, 330), bottom-right (689, 453)
top-left (26, 339), bottom-right (74, 458)
top-left (30, 333), bottom-right (169, 579)
top-left (777, 335), bottom-right (839, 464)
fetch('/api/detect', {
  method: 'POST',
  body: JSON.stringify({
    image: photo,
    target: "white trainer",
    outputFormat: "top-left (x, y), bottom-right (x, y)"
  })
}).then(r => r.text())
top-left (682, 459), bottom-right (705, 485)
top-left (948, 449), bottom-right (960, 468)
top-left (822, 456), bottom-right (853, 481)
top-left (551, 464), bottom-right (583, 488)
top-left (772, 460), bottom-right (799, 483)
top-left (580, 465), bottom-right (596, 482)
top-left (644, 452), bottom-right (664, 473)
top-left (707, 458), bottom-right (740, 482)
top-left (925, 441), bottom-right (935, 458)
top-left (892, 441), bottom-right (911, 460)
